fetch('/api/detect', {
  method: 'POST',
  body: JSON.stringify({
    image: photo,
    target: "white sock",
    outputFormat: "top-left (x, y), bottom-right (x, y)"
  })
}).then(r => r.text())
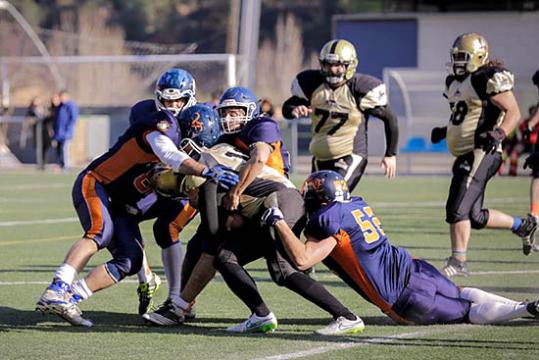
top-left (468, 302), bottom-right (529, 324)
top-left (161, 242), bottom-right (184, 300)
top-left (71, 279), bottom-right (93, 300)
top-left (461, 287), bottom-right (520, 306)
top-left (137, 251), bottom-right (153, 284)
top-left (53, 263), bottom-right (78, 284)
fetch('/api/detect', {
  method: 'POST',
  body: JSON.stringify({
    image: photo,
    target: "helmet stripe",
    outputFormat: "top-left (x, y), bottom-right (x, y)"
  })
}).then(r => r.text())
top-left (329, 40), bottom-right (339, 54)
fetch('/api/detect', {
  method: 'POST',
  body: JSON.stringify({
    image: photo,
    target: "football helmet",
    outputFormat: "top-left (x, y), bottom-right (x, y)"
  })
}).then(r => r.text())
top-left (450, 33), bottom-right (489, 76)
top-left (155, 68), bottom-right (197, 116)
top-left (148, 163), bottom-right (184, 199)
top-left (216, 87), bottom-right (259, 134)
top-left (178, 103), bottom-right (221, 158)
top-left (301, 170), bottom-right (350, 213)
top-left (319, 39), bottom-right (358, 86)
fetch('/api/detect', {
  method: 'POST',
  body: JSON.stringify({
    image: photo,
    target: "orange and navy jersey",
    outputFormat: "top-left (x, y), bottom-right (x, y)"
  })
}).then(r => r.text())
top-left (304, 197), bottom-right (413, 314)
top-left (85, 110), bottom-right (180, 206)
top-left (219, 116), bottom-right (290, 175)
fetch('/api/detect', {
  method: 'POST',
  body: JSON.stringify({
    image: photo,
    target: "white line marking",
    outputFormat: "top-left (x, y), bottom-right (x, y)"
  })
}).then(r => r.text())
top-left (0, 183), bottom-right (71, 191)
top-left (0, 217), bottom-right (78, 227)
top-left (258, 326), bottom-right (470, 360)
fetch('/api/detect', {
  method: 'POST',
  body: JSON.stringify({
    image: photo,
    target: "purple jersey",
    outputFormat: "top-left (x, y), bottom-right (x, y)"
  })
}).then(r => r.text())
top-left (85, 109), bottom-right (180, 208)
top-left (219, 116), bottom-right (290, 175)
top-left (305, 196), bottom-right (413, 321)
top-left (129, 99), bottom-right (158, 125)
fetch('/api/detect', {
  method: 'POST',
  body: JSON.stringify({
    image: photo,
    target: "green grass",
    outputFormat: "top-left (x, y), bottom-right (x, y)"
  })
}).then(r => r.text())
top-left (0, 171), bottom-right (538, 359)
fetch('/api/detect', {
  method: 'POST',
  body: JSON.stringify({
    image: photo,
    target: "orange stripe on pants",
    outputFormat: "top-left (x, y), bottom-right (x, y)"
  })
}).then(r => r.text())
top-left (81, 174), bottom-right (104, 240)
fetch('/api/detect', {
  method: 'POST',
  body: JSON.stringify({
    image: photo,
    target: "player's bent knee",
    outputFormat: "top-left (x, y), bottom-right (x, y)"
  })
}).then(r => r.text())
top-left (105, 252), bottom-right (144, 281)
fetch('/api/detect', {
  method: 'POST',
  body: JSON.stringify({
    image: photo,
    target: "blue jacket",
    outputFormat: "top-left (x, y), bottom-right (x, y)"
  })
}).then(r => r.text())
top-left (54, 100), bottom-right (79, 141)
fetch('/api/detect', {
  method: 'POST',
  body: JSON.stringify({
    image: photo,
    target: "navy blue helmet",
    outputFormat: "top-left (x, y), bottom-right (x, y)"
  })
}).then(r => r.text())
top-left (301, 170), bottom-right (350, 213)
top-left (216, 86), bottom-right (259, 134)
top-left (155, 68), bottom-right (196, 116)
top-left (178, 104), bottom-right (220, 158)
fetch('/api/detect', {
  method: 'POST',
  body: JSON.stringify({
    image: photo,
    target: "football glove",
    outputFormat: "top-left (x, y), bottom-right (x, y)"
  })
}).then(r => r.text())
top-left (524, 152), bottom-right (539, 171)
top-left (201, 165), bottom-right (239, 190)
top-left (478, 127), bottom-right (506, 153)
top-left (260, 207), bottom-right (284, 227)
top-left (430, 126), bottom-right (447, 144)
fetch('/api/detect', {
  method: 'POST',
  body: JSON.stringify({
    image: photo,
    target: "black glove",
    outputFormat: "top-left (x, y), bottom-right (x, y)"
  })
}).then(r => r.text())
top-left (201, 165), bottom-right (240, 191)
top-left (524, 152), bottom-right (539, 171)
top-left (430, 127), bottom-right (447, 144)
top-left (478, 127), bottom-right (506, 153)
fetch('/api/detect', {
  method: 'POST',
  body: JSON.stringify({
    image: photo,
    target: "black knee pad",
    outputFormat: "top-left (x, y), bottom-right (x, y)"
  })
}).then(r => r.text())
top-left (470, 209), bottom-right (489, 229)
top-left (267, 256), bottom-right (298, 286)
top-left (153, 217), bottom-right (175, 249)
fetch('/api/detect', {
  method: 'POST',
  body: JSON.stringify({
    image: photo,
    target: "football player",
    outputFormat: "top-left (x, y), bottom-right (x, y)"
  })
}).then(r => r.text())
top-left (523, 70), bottom-right (539, 253)
top-left (430, 33), bottom-right (537, 276)
top-left (35, 69), bottom-right (239, 327)
top-left (128, 68), bottom-right (199, 315)
top-left (263, 170), bottom-right (539, 325)
top-left (282, 39), bottom-right (398, 190)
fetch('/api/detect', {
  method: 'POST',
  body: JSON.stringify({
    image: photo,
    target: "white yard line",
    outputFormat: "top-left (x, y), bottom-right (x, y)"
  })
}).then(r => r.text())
top-left (0, 183), bottom-right (71, 191)
top-left (0, 217), bottom-right (78, 227)
top-left (258, 325), bottom-right (470, 360)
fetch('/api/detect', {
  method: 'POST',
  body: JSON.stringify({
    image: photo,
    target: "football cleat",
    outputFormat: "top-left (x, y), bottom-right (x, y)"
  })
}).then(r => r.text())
top-left (142, 298), bottom-right (185, 326)
top-left (226, 312), bottom-right (278, 333)
top-left (526, 300), bottom-right (539, 319)
top-left (35, 280), bottom-right (93, 327)
top-left (184, 303), bottom-right (196, 322)
top-left (137, 273), bottom-right (162, 315)
top-left (513, 214), bottom-right (538, 256)
top-left (315, 316), bottom-right (365, 336)
top-left (442, 256), bottom-right (470, 277)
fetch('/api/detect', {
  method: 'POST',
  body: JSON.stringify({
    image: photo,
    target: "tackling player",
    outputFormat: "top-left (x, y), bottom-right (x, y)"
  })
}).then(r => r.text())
top-left (263, 170), bottom-right (539, 325)
top-left (430, 33), bottom-right (537, 276)
top-left (35, 70), bottom-right (238, 327)
top-left (282, 39), bottom-right (399, 190)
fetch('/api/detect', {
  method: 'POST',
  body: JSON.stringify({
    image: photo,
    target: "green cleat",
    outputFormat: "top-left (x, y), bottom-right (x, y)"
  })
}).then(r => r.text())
top-left (137, 273), bottom-right (161, 315)
top-left (315, 316), bottom-right (365, 335)
top-left (226, 312), bottom-right (278, 333)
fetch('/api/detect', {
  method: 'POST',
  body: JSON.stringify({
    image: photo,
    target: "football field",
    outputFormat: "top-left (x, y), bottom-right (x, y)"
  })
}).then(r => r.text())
top-left (1, 171), bottom-right (538, 359)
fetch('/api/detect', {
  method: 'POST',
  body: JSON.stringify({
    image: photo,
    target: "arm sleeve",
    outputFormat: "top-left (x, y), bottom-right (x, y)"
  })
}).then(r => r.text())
top-left (282, 96), bottom-right (310, 119)
top-left (366, 105), bottom-right (399, 156)
top-left (246, 120), bottom-right (282, 145)
top-left (145, 131), bottom-right (190, 171)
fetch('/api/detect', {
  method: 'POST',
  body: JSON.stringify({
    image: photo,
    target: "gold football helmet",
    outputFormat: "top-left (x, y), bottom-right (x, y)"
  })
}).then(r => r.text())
top-left (319, 39), bottom-right (358, 85)
top-left (450, 33), bottom-right (489, 76)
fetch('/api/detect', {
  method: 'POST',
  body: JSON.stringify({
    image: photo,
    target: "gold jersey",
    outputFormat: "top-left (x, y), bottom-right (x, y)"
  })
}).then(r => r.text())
top-left (179, 143), bottom-right (295, 195)
top-left (291, 70), bottom-right (387, 161)
top-left (444, 66), bottom-right (514, 157)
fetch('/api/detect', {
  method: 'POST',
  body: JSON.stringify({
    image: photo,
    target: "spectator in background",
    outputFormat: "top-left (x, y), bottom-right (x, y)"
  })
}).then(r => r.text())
top-left (26, 96), bottom-right (56, 170)
top-left (260, 98), bottom-right (274, 117)
top-left (52, 90), bottom-right (79, 171)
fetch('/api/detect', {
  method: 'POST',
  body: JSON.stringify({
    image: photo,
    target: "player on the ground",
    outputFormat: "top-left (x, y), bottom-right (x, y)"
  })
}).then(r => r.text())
top-left (264, 170), bottom-right (539, 325)
top-left (35, 70), bottom-right (239, 327)
top-left (430, 33), bottom-right (536, 276)
top-left (144, 130), bottom-right (364, 334)
top-left (282, 39), bottom-right (398, 190)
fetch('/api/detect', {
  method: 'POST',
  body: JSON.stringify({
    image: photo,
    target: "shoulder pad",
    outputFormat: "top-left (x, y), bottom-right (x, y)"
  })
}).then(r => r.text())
top-left (292, 70), bottom-right (324, 100)
top-left (472, 66), bottom-right (514, 97)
